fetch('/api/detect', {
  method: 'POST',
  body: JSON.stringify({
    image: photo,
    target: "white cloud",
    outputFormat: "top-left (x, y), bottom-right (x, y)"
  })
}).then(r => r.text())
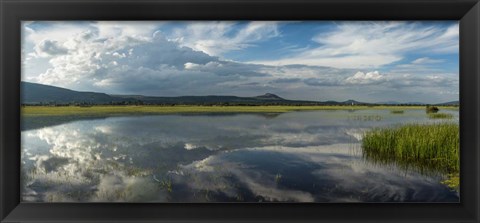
top-left (34, 40), bottom-right (69, 57)
top-left (411, 57), bottom-right (444, 64)
top-left (253, 22), bottom-right (458, 69)
top-left (345, 71), bottom-right (385, 85)
top-left (22, 21), bottom-right (459, 103)
top-left (184, 143), bottom-right (199, 150)
top-left (28, 25), bottom-right (220, 93)
top-left (184, 62), bottom-right (199, 70)
top-left (170, 21), bottom-right (280, 56)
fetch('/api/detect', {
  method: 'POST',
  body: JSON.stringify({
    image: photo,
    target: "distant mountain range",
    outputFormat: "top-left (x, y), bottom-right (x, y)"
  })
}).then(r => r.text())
top-left (21, 82), bottom-right (458, 106)
top-left (435, 101), bottom-right (460, 106)
top-left (21, 82), bottom-right (323, 105)
top-left (375, 100), bottom-right (459, 106)
top-left (376, 101), bottom-right (424, 105)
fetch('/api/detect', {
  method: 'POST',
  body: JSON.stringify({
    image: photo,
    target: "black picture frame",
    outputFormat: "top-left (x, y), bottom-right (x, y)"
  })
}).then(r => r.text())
top-left (1, 0), bottom-right (479, 222)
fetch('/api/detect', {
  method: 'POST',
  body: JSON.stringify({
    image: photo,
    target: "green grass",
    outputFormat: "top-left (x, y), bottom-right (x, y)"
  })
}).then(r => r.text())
top-left (362, 123), bottom-right (459, 175)
top-left (21, 105), bottom-right (457, 117)
top-left (428, 113), bottom-right (454, 119)
top-left (390, 110), bottom-right (404, 114)
top-left (441, 173), bottom-right (460, 191)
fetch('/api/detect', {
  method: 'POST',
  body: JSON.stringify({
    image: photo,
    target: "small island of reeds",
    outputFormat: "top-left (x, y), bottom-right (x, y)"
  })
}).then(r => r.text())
top-left (428, 113), bottom-right (454, 119)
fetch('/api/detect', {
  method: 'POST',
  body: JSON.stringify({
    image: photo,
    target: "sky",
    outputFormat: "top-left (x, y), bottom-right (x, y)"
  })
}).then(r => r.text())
top-left (21, 21), bottom-right (459, 103)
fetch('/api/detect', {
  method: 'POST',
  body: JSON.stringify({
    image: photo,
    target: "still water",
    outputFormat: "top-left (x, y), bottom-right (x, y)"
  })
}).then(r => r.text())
top-left (21, 109), bottom-right (459, 202)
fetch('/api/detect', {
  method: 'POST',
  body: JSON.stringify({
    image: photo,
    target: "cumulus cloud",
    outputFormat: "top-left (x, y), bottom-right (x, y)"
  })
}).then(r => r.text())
top-left (34, 40), bottom-right (69, 57)
top-left (25, 22), bottom-right (281, 96)
top-left (30, 28), bottom-right (219, 93)
top-left (22, 21), bottom-right (459, 102)
top-left (345, 71), bottom-right (385, 85)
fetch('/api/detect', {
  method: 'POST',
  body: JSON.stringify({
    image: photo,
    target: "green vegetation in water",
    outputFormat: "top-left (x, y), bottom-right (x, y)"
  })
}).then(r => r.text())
top-left (153, 175), bottom-right (173, 193)
top-left (441, 173), bottom-right (460, 191)
top-left (428, 113), bottom-right (454, 119)
top-left (21, 105), bottom-right (457, 117)
top-left (362, 123), bottom-right (459, 189)
top-left (275, 173), bottom-right (282, 183)
top-left (390, 110), bottom-right (404, 114)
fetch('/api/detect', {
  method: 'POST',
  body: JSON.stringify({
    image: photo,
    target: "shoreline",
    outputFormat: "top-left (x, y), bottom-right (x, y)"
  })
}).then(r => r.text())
top-left (21, 105), bottom-right (459, 117)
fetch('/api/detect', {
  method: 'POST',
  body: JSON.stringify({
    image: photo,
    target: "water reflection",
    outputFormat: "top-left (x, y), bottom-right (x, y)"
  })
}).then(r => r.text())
top-left (21, 109), bottom-right (459, 202)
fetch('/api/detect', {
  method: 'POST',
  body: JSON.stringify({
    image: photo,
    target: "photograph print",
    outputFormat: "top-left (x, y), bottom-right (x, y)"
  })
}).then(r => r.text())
top-left (21, 21), bottom-right (459, 202)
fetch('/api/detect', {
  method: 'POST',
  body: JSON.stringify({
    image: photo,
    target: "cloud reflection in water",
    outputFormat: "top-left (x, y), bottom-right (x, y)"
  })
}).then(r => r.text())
top-left (21, 110), bottom-right (459, 202)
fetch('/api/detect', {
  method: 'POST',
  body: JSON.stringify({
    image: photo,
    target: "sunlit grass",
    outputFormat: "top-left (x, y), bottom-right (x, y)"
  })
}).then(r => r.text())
top-left (428, 113), bottom-right (454, 119)
top-left (441, 173), bottom-right (460, 191)
top-left (21, 105), bottom-right (458, 117)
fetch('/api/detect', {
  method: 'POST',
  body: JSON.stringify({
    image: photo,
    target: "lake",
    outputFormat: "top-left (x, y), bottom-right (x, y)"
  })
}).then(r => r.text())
top-left (21, 109), bottom-right (459, 202)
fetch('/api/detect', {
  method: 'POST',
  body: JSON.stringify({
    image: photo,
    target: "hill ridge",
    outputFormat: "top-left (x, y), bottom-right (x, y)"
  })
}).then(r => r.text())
top-left (21, 81), bottom-right (456, 106)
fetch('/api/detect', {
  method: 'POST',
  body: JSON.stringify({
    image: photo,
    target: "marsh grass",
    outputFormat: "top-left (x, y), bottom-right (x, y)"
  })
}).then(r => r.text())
top-left (428, 113), bottom-right (454, 119)
top-left (21, 105), bottom-right (456, 117)
top-left (362, 123), bottom-right (459, 174)
top-left (441, 173), bottom-right (460, 191)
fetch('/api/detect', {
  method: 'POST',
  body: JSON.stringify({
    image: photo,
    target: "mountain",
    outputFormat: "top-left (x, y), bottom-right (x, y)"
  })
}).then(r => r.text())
top-left (376, 101), bottom-right (401, 105)
top-left (21, 82), bottom-right (135, 104)
top-left (20, 81), bottom-right (380, 106)
top-left (255, 93), bottom-right (285, 100)
top-left (113, 93), bottom-right (318, 105)
top-left (21, 82), bottom-right (321, 105)
top-left (376, 100), bottom-right (459, 106)
top-left (435, 101), bottom-right (459, 106)
top-left (322, 99), bottom-right (370, 105)
top-left (341, 99), bottom-right (369, 105)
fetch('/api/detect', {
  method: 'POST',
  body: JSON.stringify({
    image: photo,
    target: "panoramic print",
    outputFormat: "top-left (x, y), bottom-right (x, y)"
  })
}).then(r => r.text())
top-left (21, 21), bottom-right (459, 202)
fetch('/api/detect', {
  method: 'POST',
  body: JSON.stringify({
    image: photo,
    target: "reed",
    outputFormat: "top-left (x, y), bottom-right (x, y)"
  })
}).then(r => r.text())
top-left (428, 113), bottom-right (453, 119)
top-left (362, 123), bottom-right (459, 174)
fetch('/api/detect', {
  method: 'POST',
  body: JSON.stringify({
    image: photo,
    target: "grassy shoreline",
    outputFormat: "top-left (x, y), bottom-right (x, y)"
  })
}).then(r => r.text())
top-left (22, 105), bottom-right (459, 117)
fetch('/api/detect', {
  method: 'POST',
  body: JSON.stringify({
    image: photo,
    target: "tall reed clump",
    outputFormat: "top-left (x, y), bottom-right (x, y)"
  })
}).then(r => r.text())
top-left (362, 123), bottom-right (459, 174)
